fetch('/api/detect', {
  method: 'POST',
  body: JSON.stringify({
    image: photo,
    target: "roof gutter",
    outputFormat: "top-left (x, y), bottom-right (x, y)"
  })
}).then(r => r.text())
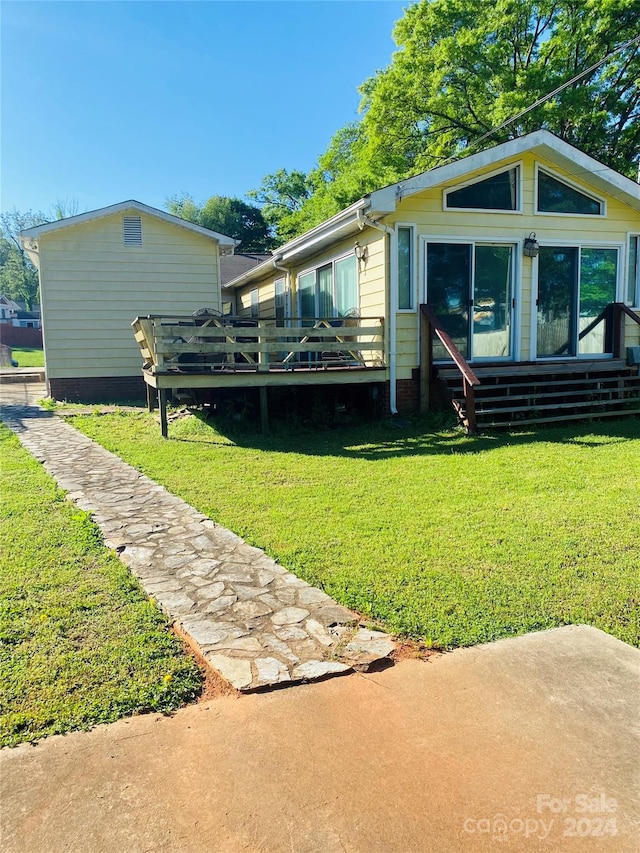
top-left (224, 198), bottom-right (371, 291)
top-left (357, 211), bottom-right (398, 416)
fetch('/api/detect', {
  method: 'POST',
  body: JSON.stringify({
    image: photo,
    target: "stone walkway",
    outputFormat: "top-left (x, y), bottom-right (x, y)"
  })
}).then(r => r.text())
top-left (0, 387), bottom-right (394, 691)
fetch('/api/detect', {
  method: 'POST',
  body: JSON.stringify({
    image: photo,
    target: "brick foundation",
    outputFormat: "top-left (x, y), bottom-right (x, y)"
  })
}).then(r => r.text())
top-left (49, 376), bottom-right (146, 403)
top-left (383, 371), bottom-right (421, 415)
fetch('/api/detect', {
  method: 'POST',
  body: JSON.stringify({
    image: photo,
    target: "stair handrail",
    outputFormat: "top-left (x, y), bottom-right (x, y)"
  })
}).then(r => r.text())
top-left (553, 303), bottom-right (640, 358)
top-left (553, 306), bottom-right (609, 356)
top-left (420, 304), bottom-right (480, 433)
top-left (420, 304), bottom-right (481, 387)
top-left (617, 302), bottom-right (640, 326)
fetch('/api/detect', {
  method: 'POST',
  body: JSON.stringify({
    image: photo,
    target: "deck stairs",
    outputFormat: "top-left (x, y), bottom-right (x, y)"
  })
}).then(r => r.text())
top-left (436, 360), bottom-right (640, 430)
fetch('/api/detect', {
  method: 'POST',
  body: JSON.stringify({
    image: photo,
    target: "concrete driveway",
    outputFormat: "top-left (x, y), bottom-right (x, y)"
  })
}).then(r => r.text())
top-left (2, 625), bottom-right (638, 852)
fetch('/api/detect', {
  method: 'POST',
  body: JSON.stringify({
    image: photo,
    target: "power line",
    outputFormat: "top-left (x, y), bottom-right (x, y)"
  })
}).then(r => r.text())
top-left (452, 32), bottom-right (640, 161)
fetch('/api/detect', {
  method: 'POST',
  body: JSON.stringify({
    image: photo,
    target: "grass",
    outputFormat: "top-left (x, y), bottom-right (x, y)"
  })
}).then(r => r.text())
top-left (7, 347), bottom-right (44, 368)
top-left (0, 424), bottom-right (202, 748)
top-left (67, 409), bottom-right (640, 650)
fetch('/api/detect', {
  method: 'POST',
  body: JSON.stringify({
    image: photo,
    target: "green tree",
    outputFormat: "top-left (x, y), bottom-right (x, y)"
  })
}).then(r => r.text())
top-left (247, 169), bottom-right (312, 243)
top-left (291, 0), bottom-right (640, 235)
top-left (0, 209), bottom-right (48, 309)
top-left (166, 194), bottom-right (274, 253)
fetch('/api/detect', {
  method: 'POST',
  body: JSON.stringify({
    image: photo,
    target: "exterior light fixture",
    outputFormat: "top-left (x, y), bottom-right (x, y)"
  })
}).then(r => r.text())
top-left (354, 241), bottom-right (368, 263)
top-left (523, 232), bottom-right (540, 258)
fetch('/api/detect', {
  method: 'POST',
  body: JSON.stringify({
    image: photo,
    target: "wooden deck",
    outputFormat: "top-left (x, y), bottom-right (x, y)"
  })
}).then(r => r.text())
top-left (132, 313), bottom-right (387, 435)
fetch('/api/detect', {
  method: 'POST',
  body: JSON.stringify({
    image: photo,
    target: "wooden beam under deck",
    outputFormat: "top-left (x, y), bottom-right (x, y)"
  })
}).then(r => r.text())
top-left (144, 367), bottom-right (388, 391)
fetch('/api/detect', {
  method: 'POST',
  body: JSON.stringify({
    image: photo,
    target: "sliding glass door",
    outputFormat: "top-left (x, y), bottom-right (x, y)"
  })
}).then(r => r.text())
top-left (536, 247), bottom-right (617, 357)
top-left (426, 241), bottom-right (514, 361)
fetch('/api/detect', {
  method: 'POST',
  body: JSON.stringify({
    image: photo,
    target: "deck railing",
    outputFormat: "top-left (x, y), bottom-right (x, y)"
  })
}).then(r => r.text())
top-left (133, 314), bottom-right (385, 374)
top-left (552, 302), bottom-right (640, 358)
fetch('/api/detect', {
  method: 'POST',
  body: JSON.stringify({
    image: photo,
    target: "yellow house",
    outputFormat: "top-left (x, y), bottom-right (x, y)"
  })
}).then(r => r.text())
top-left (219, 130), bottom-right (640, 430)
top-left (20, 200), bottom-right (236, 401)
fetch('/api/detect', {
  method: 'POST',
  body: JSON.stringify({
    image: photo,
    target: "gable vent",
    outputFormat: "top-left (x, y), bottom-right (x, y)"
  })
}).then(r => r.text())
top-left (123, 216), bottom-right (143, 246)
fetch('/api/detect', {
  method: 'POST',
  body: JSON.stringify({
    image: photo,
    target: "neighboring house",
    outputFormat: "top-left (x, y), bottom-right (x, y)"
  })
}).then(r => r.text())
top-left (20, 201), bottom-right (236, 401)
top-left (0, 296), bottom-right (41, 328)
top-left (218, 130), bottom-right (640, 429)
top-left (0, 295), bottom-right (19, 324)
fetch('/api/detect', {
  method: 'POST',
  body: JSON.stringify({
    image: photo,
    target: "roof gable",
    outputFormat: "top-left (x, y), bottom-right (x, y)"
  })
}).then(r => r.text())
top-left (19, 200), bottom-right (238, 248)
top-left (224, 130), bottom-right (640, 290)
top-left (369, 130), bottom-right (640, 214)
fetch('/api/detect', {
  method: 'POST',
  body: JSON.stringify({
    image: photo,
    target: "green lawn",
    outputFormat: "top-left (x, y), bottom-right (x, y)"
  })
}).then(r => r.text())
top-left (67, 410), bottom-right (640, 650)
top-left (7, 347), bottom-right (44, 368)
top-left (0, 425), bottom-right (202, 747)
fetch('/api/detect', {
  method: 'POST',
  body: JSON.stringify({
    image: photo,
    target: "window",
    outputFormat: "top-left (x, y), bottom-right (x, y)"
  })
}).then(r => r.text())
top-left (628, 236), bottom-right (640, 306)
top-left (297, 254), bottom-right (358, 319)
top-left (123, 216), bottom-right (143, 246)
top-left (536, 246), bottom-right (618, 357)
top-left (445, 167), bottom-right (519, 211)
top-left (426, 241), bottom-right (514, 361)
top-left (537, 170), bottom-right (603, 215)
top-left (397, 227), bottom-right (414, 310)
top-left (274, 278), bottom-right (287, 325)
top-left (250, 288), bottom-right (259, 318)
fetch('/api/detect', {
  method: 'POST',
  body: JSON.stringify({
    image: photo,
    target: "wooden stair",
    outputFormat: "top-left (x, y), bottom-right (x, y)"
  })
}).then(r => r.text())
top-left (437, 360), bottom-right (640, 431)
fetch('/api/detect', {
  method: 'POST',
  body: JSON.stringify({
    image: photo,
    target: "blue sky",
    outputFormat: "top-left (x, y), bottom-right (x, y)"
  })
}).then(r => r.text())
top-left (2, 1), bottom-right (408, 216)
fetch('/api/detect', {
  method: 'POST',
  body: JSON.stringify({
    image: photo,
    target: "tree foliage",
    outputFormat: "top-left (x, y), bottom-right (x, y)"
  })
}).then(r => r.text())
top-left (0, 209), bottom-right (48, 310)
top-left (268, 0), bottom-right (640, 237)
top-left (247, 169), bottom-right (312, 243)
top-left (166, 194), bottom-right (274, 253)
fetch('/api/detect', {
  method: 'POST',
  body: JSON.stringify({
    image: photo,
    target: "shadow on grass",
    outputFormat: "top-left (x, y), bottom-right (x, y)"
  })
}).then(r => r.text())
top-left (173, 408), bottom-right (640, 461)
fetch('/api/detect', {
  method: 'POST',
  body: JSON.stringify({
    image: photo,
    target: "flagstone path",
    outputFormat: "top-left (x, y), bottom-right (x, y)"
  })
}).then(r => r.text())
top-left (0, 390), bottom-right (395, 691)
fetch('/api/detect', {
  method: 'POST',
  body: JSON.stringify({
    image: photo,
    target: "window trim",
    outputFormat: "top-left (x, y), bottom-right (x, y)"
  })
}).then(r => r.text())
top-left (626, 233), bottom-right (640, 307)
top-left (529, 239), bottom-right (623, 360)
top-left (534, 163), bottom-right (606, 218)
top-left (249, 287), bottom-right (259, 318)
top-left (395, 223), bottom-right (416, 312)
top-left (274, 276), bottom-right (291, 325)
top-left (296, 250), bottom-right (359, 318)
top-left (442, 162), bottom-right (523, 214)
top-left (420, 233), bottom-right (521, 363)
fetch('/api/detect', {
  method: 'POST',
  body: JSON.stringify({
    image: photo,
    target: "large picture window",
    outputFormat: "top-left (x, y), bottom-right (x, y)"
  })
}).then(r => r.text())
top-left (536, 245), bottom-right (618, 357)
top-left (297, 254), bottom-right (358, 319)
top-left (425, 240), bottom-right (514, 360)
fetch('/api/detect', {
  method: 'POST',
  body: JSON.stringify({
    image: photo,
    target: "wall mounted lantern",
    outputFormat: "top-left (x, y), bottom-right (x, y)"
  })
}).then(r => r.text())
top-left (523, 232), bottom-right (540, 258)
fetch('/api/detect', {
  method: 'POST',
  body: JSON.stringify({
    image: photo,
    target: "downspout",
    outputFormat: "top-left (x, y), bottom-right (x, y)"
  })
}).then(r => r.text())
top-left (357, 210), bottom-right (398, 415)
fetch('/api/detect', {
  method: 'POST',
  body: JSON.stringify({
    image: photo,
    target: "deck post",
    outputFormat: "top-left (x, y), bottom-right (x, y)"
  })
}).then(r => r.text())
top-left (259, 386), bottom-right (269, 433)
top-left (146, 382), bottom-right (156, 413)
top-left (158, 388), bottom-right (168, 439)
top-left (419, 307), bottom-right (431, 413)
top-left (463, 379), bottom-right (477, 434)
top-left (615, 303), bottom-right (625, 358)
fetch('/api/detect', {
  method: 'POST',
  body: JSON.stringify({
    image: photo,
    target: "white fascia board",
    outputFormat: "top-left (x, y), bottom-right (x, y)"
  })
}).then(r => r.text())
top-left (533, 145), bottom-right (640, 212)
top-left (367, 186), bottom-right (397, 216)
top-left (368, 130), bottom-right (640, 213)
top-left (224, 198), bottom-right (370, 290)
top-left (19, 200), bottom-right (238, 246)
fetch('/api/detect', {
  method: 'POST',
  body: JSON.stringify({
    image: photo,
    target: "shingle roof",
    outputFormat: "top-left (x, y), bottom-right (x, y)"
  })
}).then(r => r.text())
top-left (220, 253), bottom-right (272, 285)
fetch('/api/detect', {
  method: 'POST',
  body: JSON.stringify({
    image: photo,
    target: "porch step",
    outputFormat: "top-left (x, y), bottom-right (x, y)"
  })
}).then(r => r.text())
top-left (436, 361), bottom-right (640, 432)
